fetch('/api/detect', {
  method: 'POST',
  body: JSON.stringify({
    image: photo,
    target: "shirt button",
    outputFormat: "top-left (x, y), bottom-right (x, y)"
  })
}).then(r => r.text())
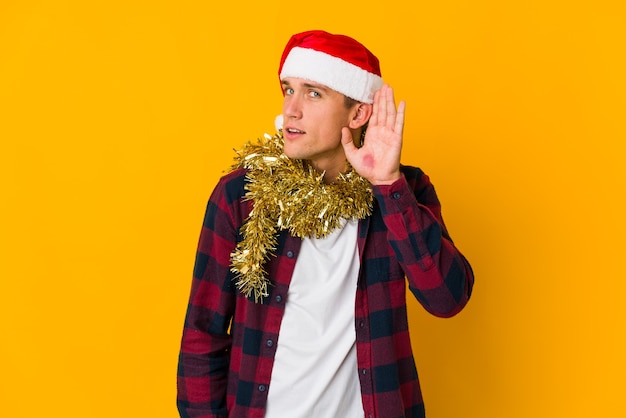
top-left (266, 339), bottom-right (274, 347)
top-left (274, 294), bottom-right (282, 303)
top-left (361, 368), bottom-right (368, 375)
top-left (359, 321), bottom-right (365, 328)
top-left (286, 251), bottom-right (294, 258)
top-left (258, 384), bottom-right (267, 392)
top-left (392, 192), bottom-right (401, 200)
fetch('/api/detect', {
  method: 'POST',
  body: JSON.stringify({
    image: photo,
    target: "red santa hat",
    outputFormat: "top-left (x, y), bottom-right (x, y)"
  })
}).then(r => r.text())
top-left (278, 30), bottom-right (383, 104)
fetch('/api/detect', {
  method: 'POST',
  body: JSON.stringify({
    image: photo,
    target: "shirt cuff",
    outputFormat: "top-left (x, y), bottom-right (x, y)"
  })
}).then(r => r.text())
top-left (371, 176), bottom-right (415, 214)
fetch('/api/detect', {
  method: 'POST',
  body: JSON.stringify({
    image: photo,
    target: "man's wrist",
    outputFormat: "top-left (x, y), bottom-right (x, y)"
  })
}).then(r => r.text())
top-left (369, 172), bottom-right (402, 186)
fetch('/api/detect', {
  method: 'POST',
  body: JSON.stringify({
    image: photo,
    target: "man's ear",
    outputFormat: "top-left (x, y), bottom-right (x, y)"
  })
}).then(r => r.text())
top-left (349, 103), bottom-right (373, 129)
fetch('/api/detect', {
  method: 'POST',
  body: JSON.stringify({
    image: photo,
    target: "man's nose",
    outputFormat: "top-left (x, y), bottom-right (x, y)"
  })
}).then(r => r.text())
top-left (283, 96), bottom-right (303, 119)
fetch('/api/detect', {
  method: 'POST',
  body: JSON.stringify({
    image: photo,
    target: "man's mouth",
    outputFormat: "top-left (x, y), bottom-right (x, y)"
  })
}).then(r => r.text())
top-left (286, 128), bottom-right (305, 134)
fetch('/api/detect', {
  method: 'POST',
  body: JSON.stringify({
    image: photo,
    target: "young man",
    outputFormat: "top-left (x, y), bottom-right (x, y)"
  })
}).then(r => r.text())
top-left (177, 30), bottom-right (474, 418)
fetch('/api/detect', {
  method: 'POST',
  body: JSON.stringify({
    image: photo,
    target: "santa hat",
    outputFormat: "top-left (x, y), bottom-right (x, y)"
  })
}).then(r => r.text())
top-left (278, 30), bottom-right (383, 104)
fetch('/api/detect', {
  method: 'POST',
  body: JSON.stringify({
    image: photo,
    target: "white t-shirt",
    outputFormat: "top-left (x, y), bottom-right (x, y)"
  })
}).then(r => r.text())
top-left (264, 219), bottom-right (363, 418)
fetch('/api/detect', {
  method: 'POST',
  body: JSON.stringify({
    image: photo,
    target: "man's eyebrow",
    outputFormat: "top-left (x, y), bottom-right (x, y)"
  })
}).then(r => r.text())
top-left (281, 80), bottom-right (330, 92)
top-left (303, 82), bottom-right (330, 91)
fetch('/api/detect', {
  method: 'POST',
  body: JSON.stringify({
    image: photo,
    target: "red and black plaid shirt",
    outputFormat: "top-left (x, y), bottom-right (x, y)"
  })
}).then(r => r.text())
top-left (177, 165), bottom-right (474, 418)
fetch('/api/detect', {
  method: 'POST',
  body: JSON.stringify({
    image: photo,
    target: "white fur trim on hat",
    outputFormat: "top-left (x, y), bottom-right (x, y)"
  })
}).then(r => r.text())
top-left (279, 47), bottom-right (383, 104)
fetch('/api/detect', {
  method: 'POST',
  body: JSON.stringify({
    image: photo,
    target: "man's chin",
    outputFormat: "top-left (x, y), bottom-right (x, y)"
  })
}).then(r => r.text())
top-left (283, 152), bottom-right (301, 160)
top-left (282, 147), bottom-right (301, 160)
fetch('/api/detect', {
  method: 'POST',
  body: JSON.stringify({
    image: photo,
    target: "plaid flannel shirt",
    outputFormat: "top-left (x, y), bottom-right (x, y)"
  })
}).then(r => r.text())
top-left (177, 165), bottom-right (474, 418)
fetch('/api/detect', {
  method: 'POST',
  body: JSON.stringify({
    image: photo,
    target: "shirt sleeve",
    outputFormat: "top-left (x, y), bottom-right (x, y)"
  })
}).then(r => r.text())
top-left (177, 171), bottom-right (246, 417)
top-left (372, 166), bottom-right (474, 317)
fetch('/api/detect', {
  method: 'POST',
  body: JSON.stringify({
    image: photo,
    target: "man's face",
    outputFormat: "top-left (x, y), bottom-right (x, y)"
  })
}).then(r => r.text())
top-left (280, 77), bottom-right (357, 176)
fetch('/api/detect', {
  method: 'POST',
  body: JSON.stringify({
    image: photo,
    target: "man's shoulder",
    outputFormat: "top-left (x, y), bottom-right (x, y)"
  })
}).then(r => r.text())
top-left (400, 164), bottom-right (425, 179)
top-left (218, 167), bottom-right (248, 186)
top-left (399, 164), bottom-right (438, 196)
top-left (211, 167), bottom-right (249, 204)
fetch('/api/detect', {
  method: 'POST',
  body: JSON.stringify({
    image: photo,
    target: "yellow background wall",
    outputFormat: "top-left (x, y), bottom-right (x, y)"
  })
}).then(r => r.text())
top-left (1, 1), bottom-right (624, 417)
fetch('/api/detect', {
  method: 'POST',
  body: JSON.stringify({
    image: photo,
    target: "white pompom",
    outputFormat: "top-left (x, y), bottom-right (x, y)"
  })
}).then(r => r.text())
top-left (274, 114), bottom-right (284, 131)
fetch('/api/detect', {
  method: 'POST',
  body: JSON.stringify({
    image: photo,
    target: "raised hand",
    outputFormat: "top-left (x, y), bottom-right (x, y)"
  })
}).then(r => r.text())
top-left (341, 84), bottom-right (406, 185)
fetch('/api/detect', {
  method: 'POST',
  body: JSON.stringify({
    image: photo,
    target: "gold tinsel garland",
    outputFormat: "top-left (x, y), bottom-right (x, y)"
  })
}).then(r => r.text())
top-left (229, 131), bottom-right (373, 302)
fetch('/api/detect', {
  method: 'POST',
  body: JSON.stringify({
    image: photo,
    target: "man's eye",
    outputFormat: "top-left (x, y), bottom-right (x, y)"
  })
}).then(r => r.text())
top-left (284, 87), bottom-right (294, 95)
top-left (309, 91), bottom-right (321, 98)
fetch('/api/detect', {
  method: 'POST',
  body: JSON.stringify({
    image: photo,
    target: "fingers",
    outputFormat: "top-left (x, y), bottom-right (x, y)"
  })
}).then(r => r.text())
top-left (382, 85), bottom-right (393, 128)
top-left (395, 100), bottom-right (406, 137)
top-left (372, 84), bottom-right (402, 131)
top-left (370, 89), bottom-right (381, 127)
top-left (378, 86), bottom-right (388, 127)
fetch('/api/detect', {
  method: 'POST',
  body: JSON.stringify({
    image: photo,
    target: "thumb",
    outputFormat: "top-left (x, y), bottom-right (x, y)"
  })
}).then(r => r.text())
top-left (340, 127), bottom-right (358, 157)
